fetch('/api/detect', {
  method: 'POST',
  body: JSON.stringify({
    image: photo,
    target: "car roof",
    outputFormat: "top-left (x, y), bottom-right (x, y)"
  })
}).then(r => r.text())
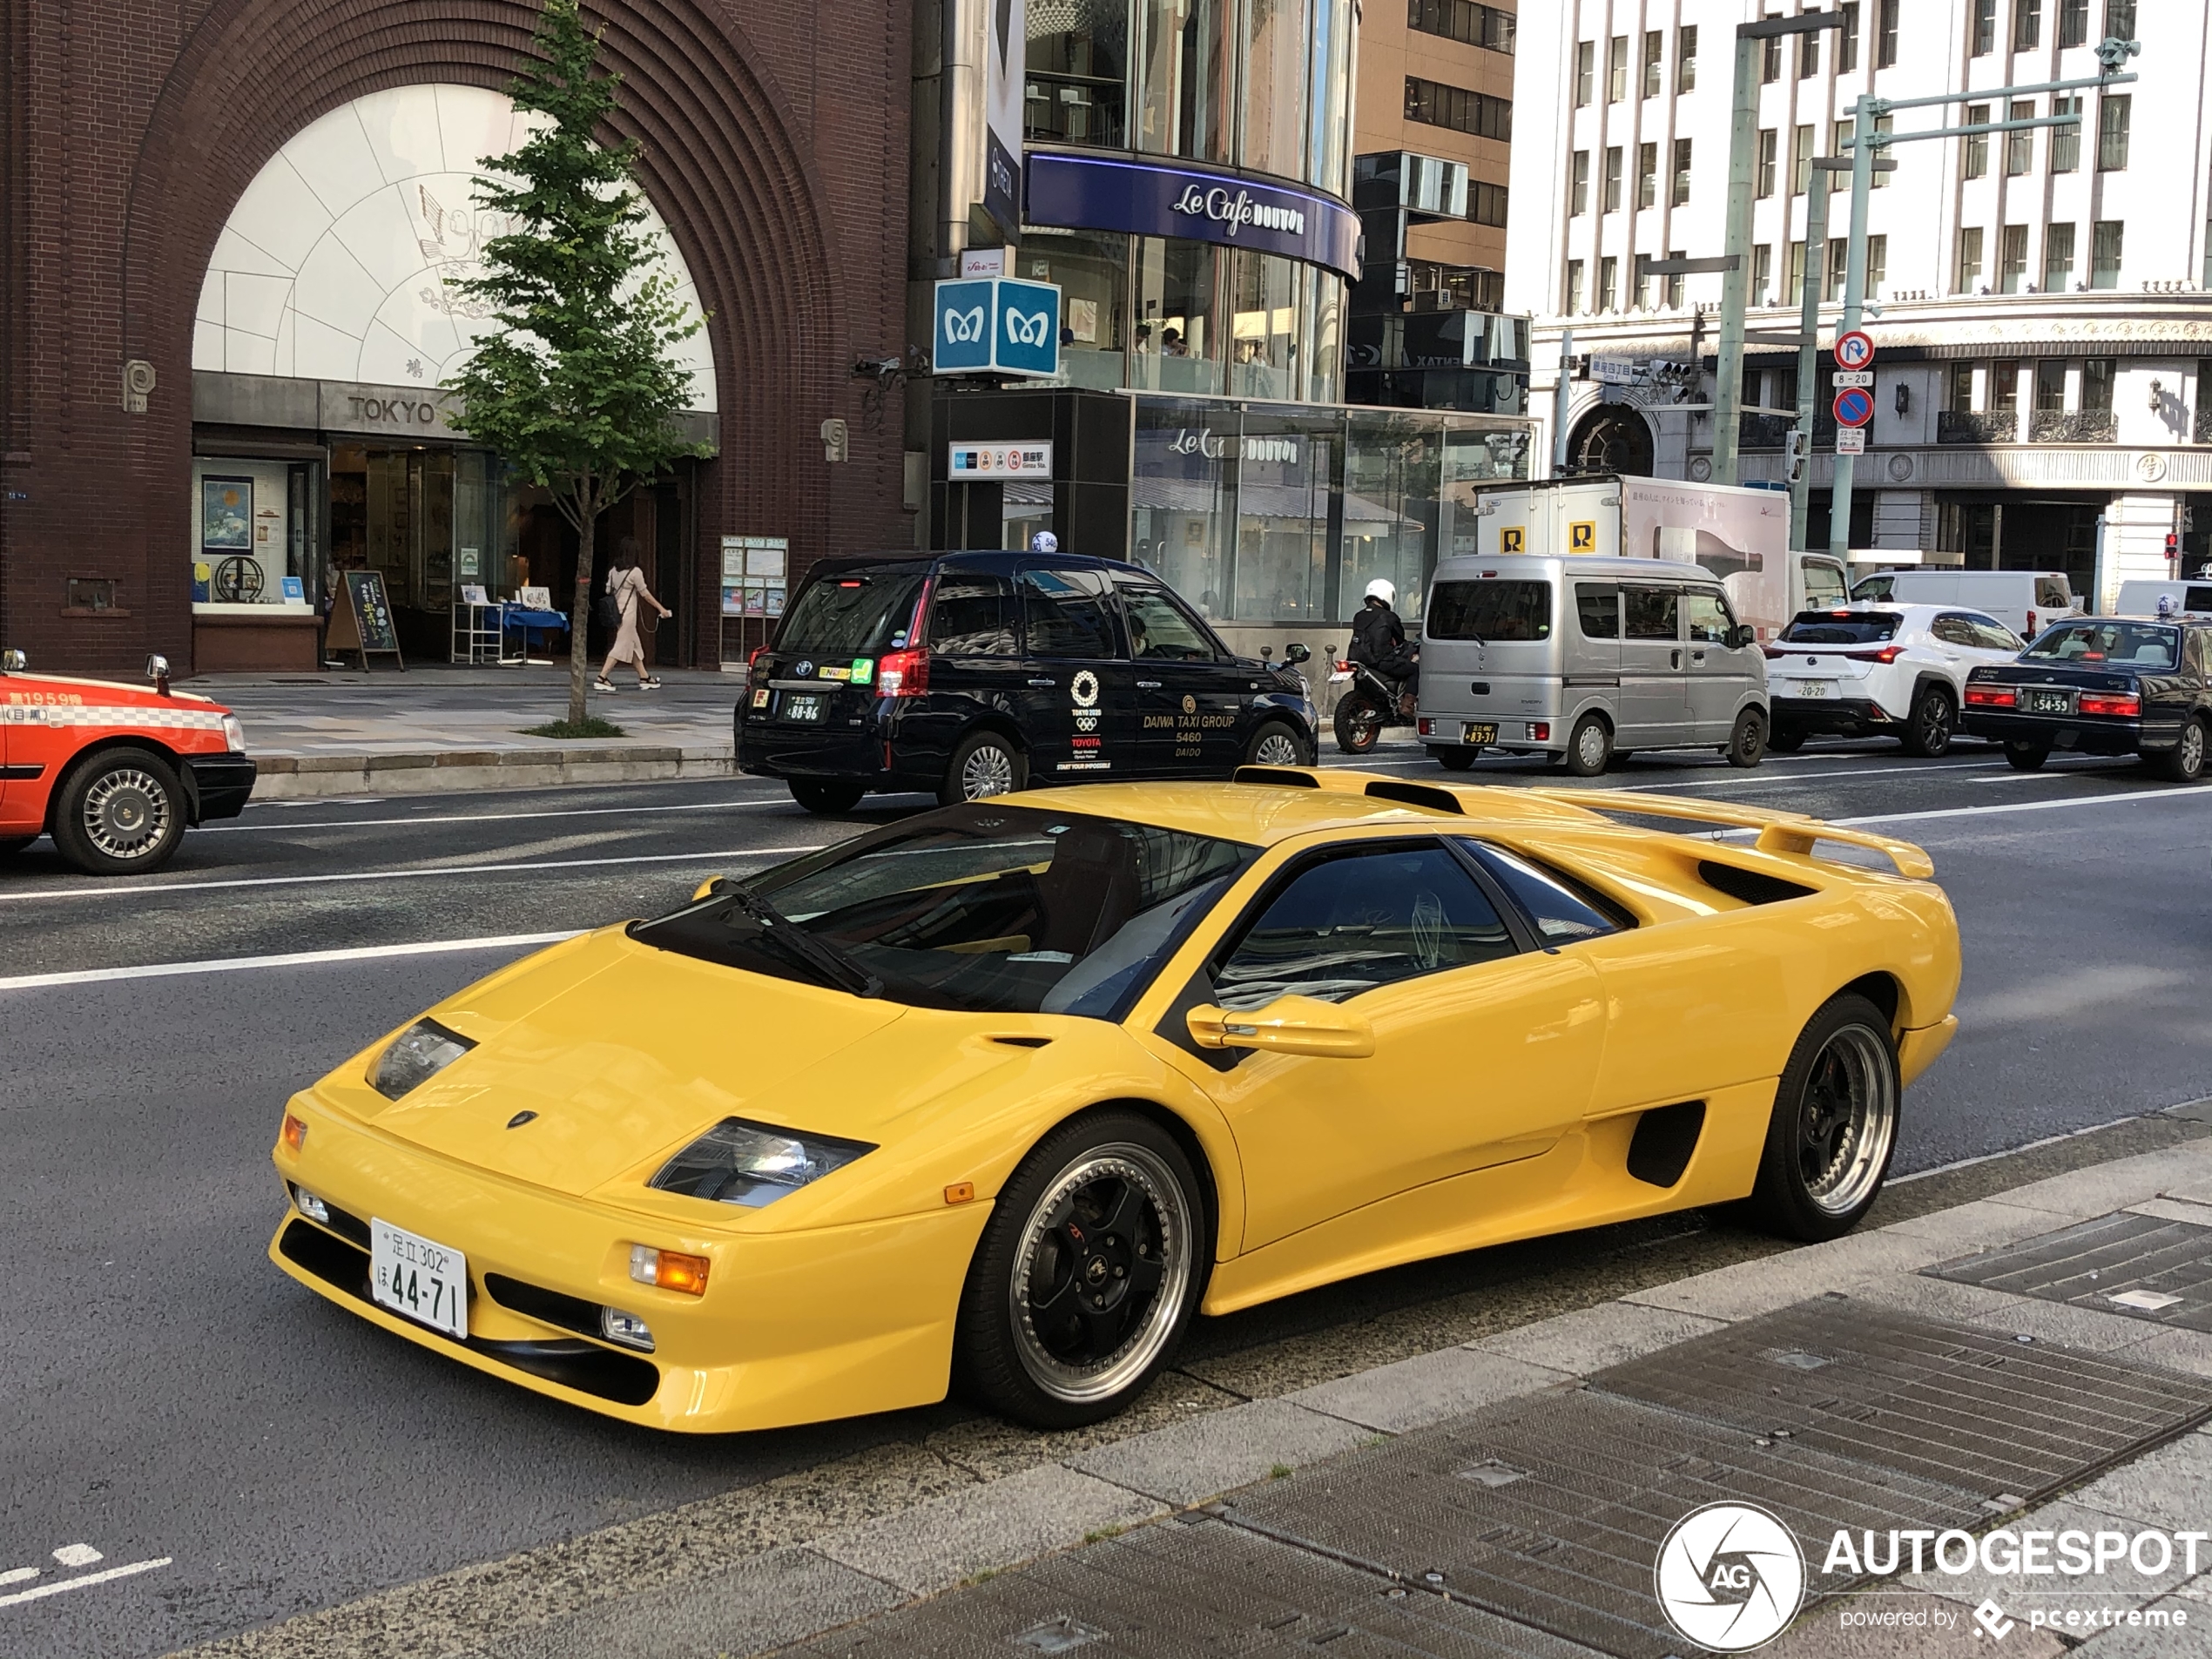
top-left (1433, 554), bottom-right (1726, 582)
top-left (801, 550), bottom-right (1141, 578)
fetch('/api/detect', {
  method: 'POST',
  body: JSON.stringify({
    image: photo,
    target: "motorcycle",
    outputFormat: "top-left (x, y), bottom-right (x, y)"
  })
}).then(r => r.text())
top-left (1328, 656), bottom-right (1420, 755)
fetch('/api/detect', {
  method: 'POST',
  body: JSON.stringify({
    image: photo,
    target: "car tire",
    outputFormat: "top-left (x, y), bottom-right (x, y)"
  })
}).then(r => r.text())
top-left (789, 778), bottom-right (867, 814)
top-left (1244, 719), bottom-right (1312, 769)
top-left (1725, 707), bottom-right (1767, 769)
top-left (952, 1109), bottom-right (1209, 1429)
top-left (1332, 692), bottom-right (1385, 755)
top-left (1431, 745), bottom-right (1480, 772)
top-left (1899, 685), bottom-right (1956, 759)
top-left (1765, 726), bottom-right (1805, 753)
top-left (2002, 740), bottom-right (2049, 772)
top-left (1744, 992), bottom-right (1901, 1244)
top-left (2161, 716), bottom-right (2209, 784)
top-left (941, 731), bottom-right (1028, 806)
top-left (51, 746), bottom-right (186, 876)
top-left (1564, 713), bottom-right (1611, 777)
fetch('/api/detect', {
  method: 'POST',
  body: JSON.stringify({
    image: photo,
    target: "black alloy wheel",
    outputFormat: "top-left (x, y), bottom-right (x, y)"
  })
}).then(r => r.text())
top-left (1431, 745), bottom-right (1480, 772)
top-left (788, 778), bottom-right (866, 814)
top-left (953, 1109), bottom-right (1206, 1429)
top-left (1564, 712), bottom-right (1612, 777)
top-left (2161, 716), bottom-right (2209, 784)
top-left (51, 746), bottom-right (186, 876)
top-left (942, 730), bottom-right (1026, 806)
top-left (1244, 719), bottom-right (1311, 769)
top-left (1332, 692), bottom-right (1385, 755)
top-left (1743, 992), bottom-right (1900, 1243)
top-left (1764, 725), bottom-right (1806, 753)
top-left (1900, 685), bottom-right (1956, 759)
top-left (1725, 707), bottom-right (1767, 769)
top-left (2002, 740), bottom-right (2049, 772)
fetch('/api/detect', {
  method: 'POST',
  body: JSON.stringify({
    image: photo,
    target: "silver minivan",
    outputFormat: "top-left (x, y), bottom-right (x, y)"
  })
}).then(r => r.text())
top-left (1416, 555), bottom-right (1770, 774)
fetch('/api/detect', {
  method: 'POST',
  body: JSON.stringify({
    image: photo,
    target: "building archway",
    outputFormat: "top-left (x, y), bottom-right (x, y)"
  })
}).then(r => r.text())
top-left (1565, 404), bottom-right (1656, 476)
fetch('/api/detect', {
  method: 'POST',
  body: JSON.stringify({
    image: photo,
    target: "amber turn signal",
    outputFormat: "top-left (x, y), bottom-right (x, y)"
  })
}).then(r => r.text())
top-left (281, 1113), bottom-right (309, 1152)
top-left (943, 1181), bottom-right (976, 1205)
top-left (629, 1243), bottom-right (710, 1295)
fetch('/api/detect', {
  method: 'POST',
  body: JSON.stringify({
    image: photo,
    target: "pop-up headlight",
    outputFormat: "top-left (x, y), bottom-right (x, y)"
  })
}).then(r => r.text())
top-left (648, 1118), bottom-right (874, 1208)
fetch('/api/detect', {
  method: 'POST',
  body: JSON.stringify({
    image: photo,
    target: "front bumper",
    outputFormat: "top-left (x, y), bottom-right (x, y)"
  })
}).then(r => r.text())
top-left (1770, 695), bottom-right (1892, 737)
top-left (183, 752), bottom-right (257, 821)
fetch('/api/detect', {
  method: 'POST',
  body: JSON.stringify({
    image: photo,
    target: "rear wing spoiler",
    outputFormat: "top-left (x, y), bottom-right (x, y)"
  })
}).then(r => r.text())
top-left (1521, 788), bottom-right (1935, 880)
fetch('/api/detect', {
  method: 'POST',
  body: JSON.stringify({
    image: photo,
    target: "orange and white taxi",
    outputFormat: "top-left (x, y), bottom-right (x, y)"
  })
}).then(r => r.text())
top-left (1, 648), bottom-right (255, 875)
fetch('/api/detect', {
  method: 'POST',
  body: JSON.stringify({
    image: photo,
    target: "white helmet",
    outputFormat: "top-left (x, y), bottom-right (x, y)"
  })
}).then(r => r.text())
top-left (1028, 530), bottom-right (1060, 553)
top-left (1364, 577), bottom-right (1396, 608)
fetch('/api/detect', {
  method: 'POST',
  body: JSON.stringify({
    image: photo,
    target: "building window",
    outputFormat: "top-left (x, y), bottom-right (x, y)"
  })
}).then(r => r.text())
top-left (1965, 105), bottom-right (1992, 178)
top-left (1798, 31), bottom-right (1821, 78)
top-left (1665, 251), bottom-right (1687, 308)
top-left (1469, 180), bottom-right (1510, 226)
top-left (1598, 255), bottom-right (1618, 312)
top-left (1566, 259), bottom-right (1585, 314)
top-left (1879, 0), bottom-right (1902, 65)
top-left (2059, 0), bottom-right (2089, 46)
top-left (1608, 36), bottom-right (1629, 101)
top-left (1792, 124), bottom-right (1815, 194)
top-left (1575, 40), bottom-right (1594, 107)
top-left (1407, 0), bottom-right (1515, 53)
top-left (1671, 139), bottom-right (1694, 206)
top-left (1636, 142), bottom-right (1658, 210)
top-left (1957, 226), bottom-right (1986, 292)
top-left (1872, 115), bottom-right (1894, 184)
top-left (2000, 225), bottom-right (2030, 292)
top-left (1678, 25), bottom-right (1699, 92)
top-left (1973, 0), bottom-right (1998, 54)
top-left (1868, 234), bottom-right (1888, 297)
top-left (1840, 4), bottom-right (1862, 71)
top-left (2034, 359), bottom-right (2067, 413)
top-left (1603, 145), bottom-right (1623, 212)
top-left (1404, 78), bottom-right (1513, 141)
top-left (1131, 237), bottom-right (1223, 395)
top-left (1825, 238), bottom-right (1849, 303)
top-left (1788, 239), bottom-right (1807, 304)
top-left (1635, 257), bottom-right (1654, 311)
top-left (1642, 30), bottom-right (1663, 98)
top-left (2097, 95), bottom-right (2130, 170)
top-left (2052, 96), bottom-right (2081, 170)
top-left (1948, 361), bottom-right (1977, 410)
top-left (1990, 360), bottom-right (2022, 415)
top-left (2044, 221), bottom-right (2077, 288)
top-left (1757, 129), bottom-right (1779, 198)
top-left (1753, 243), bottom-right (1775, 305)
top-left (1027, 5), bottom-right (1129, 148)
top-left (2091, 219), bottom-right (2124, 287)
top-left (1134, 0), bottom-right (1232, 164)
top-left (2006, 101), bottom-right (2035, 174)
top-left (1570, 151), bottom-right (1590, 215)
top-left (1762, 35), bottom-right (1783, 83)
top-left (2106, 1), bottom-right (2137, 42)
top-left (2083, 356), bottom-right (2116, 412)
top-left (2015, 0), bottom-right (2043, 50)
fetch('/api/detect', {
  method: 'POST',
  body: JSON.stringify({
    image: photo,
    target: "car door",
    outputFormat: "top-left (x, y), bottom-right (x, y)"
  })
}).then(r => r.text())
top-left (1683, 587), bottom-right (1757, 739)
top-left (1016, 566), bottom-right (1136, 780)
top-left (1115, 576), bottom-right (1245, 775)
top-left (923, 565), bottom-right (1028, 740)
top-left (1171, 838), bottom-right (1606, 1251)
top-left (1618, 582), bottom-right (1689, 746)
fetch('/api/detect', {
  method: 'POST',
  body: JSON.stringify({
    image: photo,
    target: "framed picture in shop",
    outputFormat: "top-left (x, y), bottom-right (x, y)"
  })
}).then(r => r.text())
top-left (200, 477), bottom-right (253, 551)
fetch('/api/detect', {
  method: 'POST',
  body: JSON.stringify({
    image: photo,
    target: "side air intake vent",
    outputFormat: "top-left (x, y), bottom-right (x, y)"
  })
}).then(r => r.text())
top-left (1363, 780), bottom-right (1466, 814)
top-left (1698, 860), bottom-right (1815, 907)
top-left (1233, 766), bottom-right (1320, 788)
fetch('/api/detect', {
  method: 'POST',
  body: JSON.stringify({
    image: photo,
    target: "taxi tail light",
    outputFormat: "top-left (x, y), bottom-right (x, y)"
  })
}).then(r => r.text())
top-left (2080, 692), bottom-right (2141, 717)
top-left (1964, 685), bottom-right (2017, 708)
top-left (877, 647), bottom-right (929, 698)
top-left (747, 644), bottom-right (767, 679)
top-left (629, 1244), bottom-right (710, 1295)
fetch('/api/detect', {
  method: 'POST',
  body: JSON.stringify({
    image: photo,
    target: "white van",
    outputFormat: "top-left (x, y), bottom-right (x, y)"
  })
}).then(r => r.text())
top-left (1848, 569), bottom-right (2079, 641)
top-left (2114, 580), bottom-right (2212, 619)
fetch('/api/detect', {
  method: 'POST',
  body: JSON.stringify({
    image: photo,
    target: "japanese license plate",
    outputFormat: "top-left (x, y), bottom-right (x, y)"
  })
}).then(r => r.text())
top-left (370, 1218), bottom-right (469, 1339)
top-left (2023, 688), bottom-right (2074, 715)
top-left (1462, 723), bottom-right (1499, 745)
top-left (1795, 680), bottom-right (1834, 698)
top-left (782, 692), bottom-right (824, 722)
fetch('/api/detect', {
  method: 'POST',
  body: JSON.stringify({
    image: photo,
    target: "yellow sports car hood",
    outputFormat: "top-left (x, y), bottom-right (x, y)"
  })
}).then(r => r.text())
top-left (364, 932), bottom-right (910, 1197)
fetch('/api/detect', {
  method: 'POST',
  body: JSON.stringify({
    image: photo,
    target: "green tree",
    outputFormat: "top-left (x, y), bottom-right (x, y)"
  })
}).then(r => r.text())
top-left (445, 0), bottom-right (705, 728)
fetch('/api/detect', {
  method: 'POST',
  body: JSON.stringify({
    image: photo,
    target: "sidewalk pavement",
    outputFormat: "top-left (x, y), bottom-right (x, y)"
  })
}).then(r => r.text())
top-left (190, 666), bottom-right (743, 798)
top-left (186, 1105), bottom-right (2212, 1659)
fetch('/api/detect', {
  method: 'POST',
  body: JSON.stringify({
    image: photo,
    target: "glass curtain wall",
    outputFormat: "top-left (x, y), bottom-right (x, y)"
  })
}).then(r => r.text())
top-left (1018, 229), bottom-right (1130, 389)
top-left (1135, 0), bottom-right (1231, 160)
top-left (1229, 248), bottom-right (1301, 398)
top-left (1307, 0), bottom-right (1354, 193)
top-left (1131, 237), bottom-right (1224, 392)
top-left (1235, 407), bottom-right (1332, 623)
top-left (1028, 1), bottom-right (1131, 147)
top-left (1240, 0), bottom-right (1311, 177)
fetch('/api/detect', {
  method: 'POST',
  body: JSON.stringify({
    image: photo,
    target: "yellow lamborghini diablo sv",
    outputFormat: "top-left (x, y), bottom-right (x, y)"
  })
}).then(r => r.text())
top-left (269, 770), bottom-right (1959, 1433)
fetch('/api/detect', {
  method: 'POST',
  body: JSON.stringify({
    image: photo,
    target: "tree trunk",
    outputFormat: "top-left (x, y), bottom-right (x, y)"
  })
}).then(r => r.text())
top-left (569, 500), bottom-right (597, 727)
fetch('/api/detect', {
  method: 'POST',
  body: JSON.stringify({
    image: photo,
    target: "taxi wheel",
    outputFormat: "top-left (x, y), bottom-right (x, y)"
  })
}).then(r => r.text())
top-left (1564, 713), bottom-right (1611, 777)
top-left (2160, 717), bottom-right (2209, 783)
top-left (1432, 746), bottom-right (1480, 772)
top-left (2002, 741), bottom-right (2049, 772)
top-left (941, 731), bottom-right (1027, 806)
top-left (953, 1109), bottom-right (1207, 1430)
top-left (789, 779), bottom-right (866, 814)
top-left (1745, 993), bottom-right (1900, 1244)
top-left (52, 747), bottom-right (186, 876)
top-left (1726, 708), bottom-right (1767, 768)
top-left (1244, 720), bottom-right (1311, 768)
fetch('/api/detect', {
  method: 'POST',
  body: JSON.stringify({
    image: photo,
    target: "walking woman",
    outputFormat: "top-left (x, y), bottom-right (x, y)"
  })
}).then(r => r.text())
top-left (596, 537), bottom-right (671, 691)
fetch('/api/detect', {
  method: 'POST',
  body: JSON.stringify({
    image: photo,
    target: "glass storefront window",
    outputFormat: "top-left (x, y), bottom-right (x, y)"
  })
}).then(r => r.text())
top-left (1132, 396), bottom-right (1234, 615)
top-left (1233, 411), bottom-right (1332, 624)
top-left (1028, 0), bottom-right (1130, 149)
top-left (1341, 411), bottom-right (1441, 627)
top-left (1240, 0), bottom-right (1311, 178)
top-left (1017, 229), bottom-right (1130, 389)
top-left (1133, 0), bottom-right (1231, 161)
top-left (1304, 269), bottom-right (1344, 404)
top-left (1442, 425), bottom-right (1533, 557)
top-left (1306, 0), bottom-right (1353, 193)
top-left (191, 458), bottom-right (318, 612)
top-left (1228, 249), bottom-right (1300, 400)
top-left (1131, 237), bottom-right (1223, 394)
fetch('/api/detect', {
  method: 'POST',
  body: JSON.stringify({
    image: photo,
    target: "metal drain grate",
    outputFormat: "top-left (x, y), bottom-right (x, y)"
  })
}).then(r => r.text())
top-left (1929, 1210), bottom-right (2212, 1332)
top-left (1584, 1297), bottom-right (2212, 1504)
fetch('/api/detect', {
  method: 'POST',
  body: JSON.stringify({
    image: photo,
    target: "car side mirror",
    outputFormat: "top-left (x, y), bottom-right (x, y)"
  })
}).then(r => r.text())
top-left (0, 648), bottom-right (24, 672)
top-left (1285, 642), bottom-right (1312, 665)
top-left (1727, 625), bottom-right (1757, 650)
top-left (1186, 995), bottom-right (1375, 1058)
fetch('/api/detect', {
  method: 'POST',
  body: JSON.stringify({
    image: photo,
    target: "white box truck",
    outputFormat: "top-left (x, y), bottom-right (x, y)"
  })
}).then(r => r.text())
top-left (1471, 476), bottom-right (1851, 638)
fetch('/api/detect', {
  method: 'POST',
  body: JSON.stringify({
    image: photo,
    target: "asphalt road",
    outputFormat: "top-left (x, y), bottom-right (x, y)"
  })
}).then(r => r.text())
top-left (3, 736), bottom-right (2208, 1656)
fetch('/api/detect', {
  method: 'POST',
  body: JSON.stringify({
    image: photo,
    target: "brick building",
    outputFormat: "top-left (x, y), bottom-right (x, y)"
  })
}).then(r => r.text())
top-left (0, 0), bottom-right (914, 674)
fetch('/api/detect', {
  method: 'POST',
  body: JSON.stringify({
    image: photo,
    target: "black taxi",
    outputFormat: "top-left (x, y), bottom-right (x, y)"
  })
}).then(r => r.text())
top-left (1961, 616), bottom-right (2212, 780)
top-left (736, 551), bottom-right (1318, 812)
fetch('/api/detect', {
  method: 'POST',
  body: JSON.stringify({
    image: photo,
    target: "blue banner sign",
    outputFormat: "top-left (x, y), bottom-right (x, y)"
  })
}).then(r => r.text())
top-left (1025, 152), bottom-right (1361, 280)
top-left (933, 276), bottom-right (1062, 378)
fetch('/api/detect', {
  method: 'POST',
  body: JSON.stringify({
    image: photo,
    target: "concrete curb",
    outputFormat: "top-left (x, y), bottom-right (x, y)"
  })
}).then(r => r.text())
top-left (248, 744), bottom-right (736, 799)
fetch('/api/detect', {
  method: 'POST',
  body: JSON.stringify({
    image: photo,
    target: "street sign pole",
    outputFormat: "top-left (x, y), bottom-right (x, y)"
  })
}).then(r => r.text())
top-left (1828, 91), bottom-right (1878, 565)
top-left (1791, 162), bottom-right (1831, 552)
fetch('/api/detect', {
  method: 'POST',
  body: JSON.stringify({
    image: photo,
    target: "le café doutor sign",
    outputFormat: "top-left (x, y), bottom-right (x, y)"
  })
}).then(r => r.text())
top-left (1023, 153), bottom-right (1361, 280)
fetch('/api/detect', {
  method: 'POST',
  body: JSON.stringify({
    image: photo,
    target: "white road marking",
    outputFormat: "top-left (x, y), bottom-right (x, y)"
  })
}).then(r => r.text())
top-left (0, 1569), bottom-right (33, 1587)
top-left (0, 934), bottom-right (589, 993)
top-left (1832, 790), bottom-right (2205, 829)
top-left (51, 1546), bottom-right (101, 1568)
top-left (0, 844), bottom-right (828, 905)
top-left (0, 1556), bottom-right (171, 1608)
top-left (202, 797), bottom-right (792, 833)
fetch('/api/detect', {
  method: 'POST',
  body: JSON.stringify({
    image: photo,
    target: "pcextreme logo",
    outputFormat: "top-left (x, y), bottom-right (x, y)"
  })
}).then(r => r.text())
top-left (1653, 1503), bottom-right (1806, 1652)
top-left (943, 306), bottom-right (987, 344)
top-left (1003, 307), bottom-right (1053, 348)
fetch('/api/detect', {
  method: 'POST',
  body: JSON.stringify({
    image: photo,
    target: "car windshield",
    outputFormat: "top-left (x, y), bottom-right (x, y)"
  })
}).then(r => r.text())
top-left (2023, 622), bottom-right (2178, 670)
top-left (776, 569), bottom-right (928, 657)
top-left (1779, 610), bottom-right (1900, 645)
top-left (1427, 580), bottom-right (1554, 641)
top-left (631, 805), bottom-right (1257, 1019)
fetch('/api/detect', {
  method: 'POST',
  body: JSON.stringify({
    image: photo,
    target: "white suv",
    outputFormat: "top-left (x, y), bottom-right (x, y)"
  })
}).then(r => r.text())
top-left (1765, 604), bottom-right (2027, 757)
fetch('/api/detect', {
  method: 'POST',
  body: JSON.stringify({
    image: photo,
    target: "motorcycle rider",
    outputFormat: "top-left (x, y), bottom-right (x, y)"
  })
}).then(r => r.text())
top-left (1347, 577), bottom-right (1419, 713)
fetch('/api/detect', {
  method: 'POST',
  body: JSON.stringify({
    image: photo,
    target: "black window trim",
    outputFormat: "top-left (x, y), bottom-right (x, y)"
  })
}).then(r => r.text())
top-left (1453, 837), bottom-right (1638, 944)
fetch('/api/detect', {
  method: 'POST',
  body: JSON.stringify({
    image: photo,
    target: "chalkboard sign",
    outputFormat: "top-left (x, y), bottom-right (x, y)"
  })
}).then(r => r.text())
top-left (326, 570), bottom-right (406, 669)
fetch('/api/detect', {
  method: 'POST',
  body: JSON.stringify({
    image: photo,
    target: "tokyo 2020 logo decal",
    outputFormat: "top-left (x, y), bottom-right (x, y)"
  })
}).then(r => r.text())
top-left (1653, 1502), bottom-right (1805, 1652)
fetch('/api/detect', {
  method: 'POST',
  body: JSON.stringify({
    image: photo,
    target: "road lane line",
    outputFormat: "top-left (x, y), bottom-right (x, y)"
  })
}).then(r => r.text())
top-left (1831, 791), bottom-right (2205, 828)
top-left (0, 934), bottom-right (590, 993)
top-left (0, 844), bottom-right (828, 904)
top-left (0, 1557), bottom-right (172, 1608)
top-left (202, 797), bottom-right (794, 833)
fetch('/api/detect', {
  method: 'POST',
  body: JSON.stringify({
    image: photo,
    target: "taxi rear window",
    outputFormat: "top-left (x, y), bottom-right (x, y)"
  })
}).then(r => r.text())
top-left (1779, 611), bottom-right (1900, 645)
top-left (777, 570), bottom-right (927, 657)
top-left (1428, 580), bottom-right (1553, 641)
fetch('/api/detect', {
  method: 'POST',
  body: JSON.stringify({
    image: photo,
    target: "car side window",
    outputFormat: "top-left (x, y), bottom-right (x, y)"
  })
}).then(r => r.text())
top-left (1962, 612), bottom-right (2023, 651)
top-left (2189, 630), bottom-right (2212, 678)
top-left (1021, 568), bottom-right (1122, 659)
top-left (1802, 559), bottom-right (1848, 607)
top-left (1458, 841), bottom-right (1628, 942)
top-left (2034, 577), bottom-right (2072, 610)
top-left (1931, 613), bottom-right (1979, 648)
top-left (1211, 843), bottom-right (1516, 1009)
top-left (1575, 584), bottom-right (1621, 638)
top-left (1683, 590), bottom-right (1735, 643)
top-left (1623, 585), bottom-right (1679, 641)
top-left (2188, 588), bottom-right (2212, 613)
top-left (928, 572), bottom-right (1021, 656)
top-left (1117, 582), bottom-right (1217, 661)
